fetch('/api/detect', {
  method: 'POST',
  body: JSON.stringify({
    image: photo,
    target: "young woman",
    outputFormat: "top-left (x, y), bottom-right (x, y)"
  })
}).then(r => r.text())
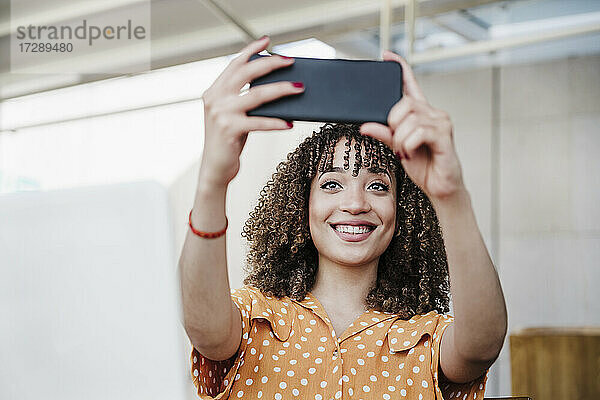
top-left (179, 36), bottom-right (508, 400)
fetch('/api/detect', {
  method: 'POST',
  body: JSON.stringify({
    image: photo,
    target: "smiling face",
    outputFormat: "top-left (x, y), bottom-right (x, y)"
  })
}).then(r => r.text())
top-left (308, 137), bottom-right (397, 268)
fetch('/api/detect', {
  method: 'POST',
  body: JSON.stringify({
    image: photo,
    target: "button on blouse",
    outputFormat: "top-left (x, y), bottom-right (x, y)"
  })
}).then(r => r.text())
top-left (190, 286), bottom-right (488, 399)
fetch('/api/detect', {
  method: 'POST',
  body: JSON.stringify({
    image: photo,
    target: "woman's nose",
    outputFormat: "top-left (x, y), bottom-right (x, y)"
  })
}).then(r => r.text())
top-left (339, 185), bottom-right (371, 214)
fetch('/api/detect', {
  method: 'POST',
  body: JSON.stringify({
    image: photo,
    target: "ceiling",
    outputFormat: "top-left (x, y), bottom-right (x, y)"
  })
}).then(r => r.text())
top-left (0, 0), bottom-right (599, 100)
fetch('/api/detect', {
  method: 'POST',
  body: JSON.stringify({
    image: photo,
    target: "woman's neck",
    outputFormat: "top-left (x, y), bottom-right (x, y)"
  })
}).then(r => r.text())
top-left (310, 256), bottom-right (379, 312)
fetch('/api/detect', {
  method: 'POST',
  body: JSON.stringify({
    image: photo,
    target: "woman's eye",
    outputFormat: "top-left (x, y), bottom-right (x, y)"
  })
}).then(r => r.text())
top-left (320, 181), bottom-right (340, 190)
top-left (370, 182), bottom-right (390, 192)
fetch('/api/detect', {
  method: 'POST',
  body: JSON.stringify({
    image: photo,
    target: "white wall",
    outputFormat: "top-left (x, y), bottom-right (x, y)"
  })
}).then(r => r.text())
top-left (0, 182), bottom-right (188, 400)
top-left (495, 54), bottom-right (600, 395)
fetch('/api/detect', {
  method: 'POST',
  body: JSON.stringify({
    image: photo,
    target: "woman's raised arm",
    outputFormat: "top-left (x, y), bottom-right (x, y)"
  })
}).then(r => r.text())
top-left (360, 50), bottom-right (507, 382)
top-left (178, 36), bottom-right (304, 361)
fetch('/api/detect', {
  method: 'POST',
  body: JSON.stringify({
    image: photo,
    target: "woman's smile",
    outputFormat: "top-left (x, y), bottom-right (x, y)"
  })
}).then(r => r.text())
top-left (329, 223), bottom-right (377, 242)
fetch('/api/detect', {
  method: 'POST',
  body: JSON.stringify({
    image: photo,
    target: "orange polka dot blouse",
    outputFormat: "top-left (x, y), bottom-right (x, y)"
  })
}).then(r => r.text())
top-left (190, 286), bottom-right (488, 399)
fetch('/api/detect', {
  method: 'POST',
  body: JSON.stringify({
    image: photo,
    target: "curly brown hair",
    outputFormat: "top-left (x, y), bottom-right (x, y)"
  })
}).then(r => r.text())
top-left (241, 123), bottom-right (450, 319)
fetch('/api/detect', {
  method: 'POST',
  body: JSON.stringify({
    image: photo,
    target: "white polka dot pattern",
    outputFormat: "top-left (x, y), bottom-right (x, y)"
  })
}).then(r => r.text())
top-left (190, 286), bottom-right (488, 399)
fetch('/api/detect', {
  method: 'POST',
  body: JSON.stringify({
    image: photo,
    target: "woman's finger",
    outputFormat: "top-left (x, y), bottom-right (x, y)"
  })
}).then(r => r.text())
top-left (383, 50), bottom-right (426, 102)
top-left (234, 80), bottom-right (304, 111)
top-left (218, 36), bottom-right (271, 85)
top-left (228, 55), bottom-right (295, 92)
top-left (392, 114), bottom-right (419, 160)
top-left (359, 122), bottom-right (393, 149)
top-left (387, 96), bottom-right (415, 130)
top-left (243, 116), bottom-right (294, 132)
top-left (234, 35), bottom-right (271, 65)
top-left (403, 127), bottom-right (430, 159)
top-left (388, 97), bottom-right (437, 130)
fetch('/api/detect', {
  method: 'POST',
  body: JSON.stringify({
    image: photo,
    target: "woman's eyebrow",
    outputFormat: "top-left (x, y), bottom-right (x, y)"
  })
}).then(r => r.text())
top-left (318, 166), bottom-right (392, 181)
top-left (367, 166), bottom-right (392, 180)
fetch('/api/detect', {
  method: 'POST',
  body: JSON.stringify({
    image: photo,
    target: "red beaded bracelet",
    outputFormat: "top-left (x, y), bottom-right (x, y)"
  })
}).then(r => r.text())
top-left (188, 209), bottom-right (228, 239)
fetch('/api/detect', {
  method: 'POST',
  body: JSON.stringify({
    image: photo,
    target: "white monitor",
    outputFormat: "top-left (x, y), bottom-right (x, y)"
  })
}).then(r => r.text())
top-left (0, 181), bottom-right (188, 400)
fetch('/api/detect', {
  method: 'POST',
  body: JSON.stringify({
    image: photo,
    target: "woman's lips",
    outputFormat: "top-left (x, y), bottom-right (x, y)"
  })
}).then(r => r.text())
top-left (330, 225), bottom-right (375, 242)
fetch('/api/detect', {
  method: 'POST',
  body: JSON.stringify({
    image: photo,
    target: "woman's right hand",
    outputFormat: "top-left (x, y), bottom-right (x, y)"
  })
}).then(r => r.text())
top-left (199, 36), bottom-right (304, 187)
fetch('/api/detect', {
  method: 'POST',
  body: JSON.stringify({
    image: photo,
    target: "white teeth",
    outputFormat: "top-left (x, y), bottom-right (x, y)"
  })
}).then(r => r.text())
top-left (334, 225), bottom-right (373, 234)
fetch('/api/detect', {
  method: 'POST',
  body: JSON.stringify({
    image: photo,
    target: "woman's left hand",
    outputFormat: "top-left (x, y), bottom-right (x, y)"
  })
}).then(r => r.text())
top-left (360, 50), bottom-right (465, 203)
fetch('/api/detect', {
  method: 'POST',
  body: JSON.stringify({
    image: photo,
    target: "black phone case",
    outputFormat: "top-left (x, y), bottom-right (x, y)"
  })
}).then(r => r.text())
top-left (246, 54), bottom-right (402, 125)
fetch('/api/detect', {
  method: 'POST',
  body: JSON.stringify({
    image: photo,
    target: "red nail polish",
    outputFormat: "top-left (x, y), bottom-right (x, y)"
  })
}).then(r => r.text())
top-left (287, 121), bottom-right (293, 128)
top-left (292, 82), bottom-right (304, 88)
top-left (279, 55), bottom-right (294, 60)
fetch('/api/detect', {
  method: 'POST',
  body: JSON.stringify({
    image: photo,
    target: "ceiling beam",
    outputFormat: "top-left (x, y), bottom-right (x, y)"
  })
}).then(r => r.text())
top-left (430, 10), bottom-right (490, 41)
top-left (380, 0), bottom-right (392, 58)
top-left (404, 0), bottom-right (417, 63)
top-left (195, 0), bottom-right (259, 42)
top-left (411, 20), bottom-right (600, 64)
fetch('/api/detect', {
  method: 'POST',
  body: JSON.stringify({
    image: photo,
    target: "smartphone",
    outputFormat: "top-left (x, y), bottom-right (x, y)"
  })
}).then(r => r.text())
top-left (246, 54), bottom-right (402, 125)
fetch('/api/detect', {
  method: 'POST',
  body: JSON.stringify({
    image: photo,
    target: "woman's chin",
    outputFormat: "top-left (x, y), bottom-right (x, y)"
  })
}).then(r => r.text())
top-left (329, 252), bottom-right (379, 267)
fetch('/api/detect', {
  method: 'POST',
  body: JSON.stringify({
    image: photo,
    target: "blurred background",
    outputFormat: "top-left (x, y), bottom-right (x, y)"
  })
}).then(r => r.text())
top-left (1, 0), bottom-right (599, 399)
